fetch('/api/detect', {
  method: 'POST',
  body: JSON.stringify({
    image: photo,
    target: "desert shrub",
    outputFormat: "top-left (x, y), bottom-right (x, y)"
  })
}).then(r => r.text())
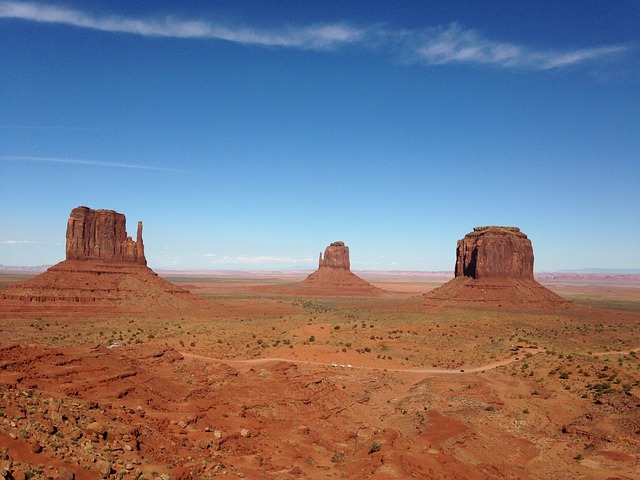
top-left (368, 441), bottom-right (381, 454)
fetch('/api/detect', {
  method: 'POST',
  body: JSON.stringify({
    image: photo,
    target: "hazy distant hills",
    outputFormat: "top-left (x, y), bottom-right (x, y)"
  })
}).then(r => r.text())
top-left (1, 265), bottom-right (638, 275)
top-left (0, 265), bottom-right (52, 273)
top-left (556, 268), bottom-right (640, 274)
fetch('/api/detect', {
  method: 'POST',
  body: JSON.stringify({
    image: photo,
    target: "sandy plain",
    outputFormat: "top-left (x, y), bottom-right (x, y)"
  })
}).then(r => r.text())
top-left (0, 271), bottom-right (639, 479)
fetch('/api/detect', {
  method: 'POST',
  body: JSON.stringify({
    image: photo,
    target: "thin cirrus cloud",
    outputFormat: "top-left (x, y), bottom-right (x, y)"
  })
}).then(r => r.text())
top-left (203, 254), bottom-right (316, 265)
top-left (0, 155), bottom-right (187, 172)
top-left (414, 23), bottom-right (629, 70)
top-left (0, 1), bottom-right (364, 49)
top-left (0, 1), bottom-right (631, 70)
top-left (0, 240), bottom-right (37, 245)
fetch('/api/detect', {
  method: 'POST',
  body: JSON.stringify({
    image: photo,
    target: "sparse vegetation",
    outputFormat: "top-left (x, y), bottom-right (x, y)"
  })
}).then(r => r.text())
top-left (0, 272), bottom-right (638, 478)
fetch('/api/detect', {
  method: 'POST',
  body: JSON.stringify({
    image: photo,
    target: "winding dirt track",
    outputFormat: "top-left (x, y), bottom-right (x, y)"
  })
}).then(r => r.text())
top-left (180, 347), bottom-right (545, 375)
top-left (180, 346), bottom-right (640, 376)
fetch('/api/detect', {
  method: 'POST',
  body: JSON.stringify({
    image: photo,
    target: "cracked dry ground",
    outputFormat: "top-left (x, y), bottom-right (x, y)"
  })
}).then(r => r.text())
top-left (0, 342), bottom-right (639, 480)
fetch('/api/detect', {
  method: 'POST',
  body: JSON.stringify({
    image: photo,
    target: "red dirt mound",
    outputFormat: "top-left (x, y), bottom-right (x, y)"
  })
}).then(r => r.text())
top-left (252, 268), bottom-right (385, 297)
top-left (423, 276), bottom-right (570, 309)
top-left (300, 267), bottom-right (385, 295)
top-left (0, 259), bottom-right (207, 317)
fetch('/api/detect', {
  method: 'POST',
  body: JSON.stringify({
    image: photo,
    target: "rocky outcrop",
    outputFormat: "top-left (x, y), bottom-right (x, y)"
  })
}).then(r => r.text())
top-left (298, 241), bottom-right (383, 296)
top-left (425, 227), bottom-right (568, 309)
top-left (455, 226), bottom-right (533, 280)
top-left (66, 206), bottom-right (145, 265)
top-left (318, 241), bottom-right (350, 270)
top-left (0, 206), bottom-right (205, 315)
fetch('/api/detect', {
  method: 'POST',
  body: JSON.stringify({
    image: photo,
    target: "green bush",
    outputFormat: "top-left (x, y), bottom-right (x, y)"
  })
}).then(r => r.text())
top-left (369, 441), bottom-right (381, 454)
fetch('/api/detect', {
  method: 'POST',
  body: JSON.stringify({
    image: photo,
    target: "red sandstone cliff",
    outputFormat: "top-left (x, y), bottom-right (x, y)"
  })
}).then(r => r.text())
top-left (0, 206), bottom-right (203, 314)
top-left (455, 226), bottom-right (533, 279)
top-left (66, 206), bottom-right (145, 265)
top-left (318, 241), bottom-right (350, 270)
top-left (426, 226), bottom-right (568, 308)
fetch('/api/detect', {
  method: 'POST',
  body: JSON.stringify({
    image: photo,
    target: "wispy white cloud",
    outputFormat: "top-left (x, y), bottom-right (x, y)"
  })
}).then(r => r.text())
top-left (0, 155), bottom-right (187, 172)
top-left (0, 1), bottom-right (364, 49)
top-left (413, 24), bottom-right (630, 70)
top-left (0, 2), bottom-right (631, 70)
top-left (0, 240), bottom-right (37, 245)
top-left (206, 254), bottom-right (316, 265)
top-left (0, 124), bottom-right (103, 130)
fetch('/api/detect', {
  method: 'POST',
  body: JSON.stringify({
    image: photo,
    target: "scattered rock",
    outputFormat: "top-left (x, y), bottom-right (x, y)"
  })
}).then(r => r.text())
top-left (29, 439), bottom-right (42, 454)
top-left (95, 459), bottom-right (112, 477)
top-left (86, 422), bottom-right (106, 439)
top-left (330, 451), bottom-right (345, 463)
top-left (58, 467), bottom-right (75, 480)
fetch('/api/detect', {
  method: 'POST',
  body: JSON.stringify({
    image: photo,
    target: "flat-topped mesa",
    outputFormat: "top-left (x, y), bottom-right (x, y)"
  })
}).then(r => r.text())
top-left (65, 206), bottom-right (146, 265)
top-left (318, 241), bottom-right (350, 270)
top-left (455, 226), bottom-right (533, 280)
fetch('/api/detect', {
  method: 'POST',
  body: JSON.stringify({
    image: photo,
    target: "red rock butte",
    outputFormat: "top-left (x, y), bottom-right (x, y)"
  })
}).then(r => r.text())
top-left (0, 206), bottom-right (203, 317)
top-left (425, 226), bottom-right (568, 308)
top-left (318, 241), bottom-right (350, 270)
top-left (66, 206), bottom-right (146, 265)
top-left (455, 226), bottom-right (533, 279)
top-left (301, 241), bottom-right (383, 296)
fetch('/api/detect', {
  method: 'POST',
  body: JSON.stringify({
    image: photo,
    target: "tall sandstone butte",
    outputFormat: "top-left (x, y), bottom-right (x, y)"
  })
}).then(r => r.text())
top-left (297, 241), bottom-right (383, 296)
top-left (0, 206), bottom-right (204, 314)
top-left (455, 226), bottom-right (533, 279)
top-left (425, 226), bottom-right (568, 308)
top-left (318, 241), bottom-right (351, 270)
top-left (66, 206), bottom-right (146, 265)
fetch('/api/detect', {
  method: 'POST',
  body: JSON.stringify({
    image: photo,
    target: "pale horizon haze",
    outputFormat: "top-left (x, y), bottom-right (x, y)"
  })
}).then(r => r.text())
top-left (1, 1), bottom-right (639, 272)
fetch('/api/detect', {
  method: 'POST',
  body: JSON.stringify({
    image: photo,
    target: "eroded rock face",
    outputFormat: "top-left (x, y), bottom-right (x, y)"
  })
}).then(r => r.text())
top-left (66, 206), bottom-right (145, 265)
top-left (455, 226), bottom-right (533, 280)
top-left (318, 241), bottom-right (350, 270)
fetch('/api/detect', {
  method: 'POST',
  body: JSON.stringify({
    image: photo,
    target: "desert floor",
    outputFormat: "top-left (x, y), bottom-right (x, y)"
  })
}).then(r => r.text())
top-left (0, 272), bottom-right (639, 479)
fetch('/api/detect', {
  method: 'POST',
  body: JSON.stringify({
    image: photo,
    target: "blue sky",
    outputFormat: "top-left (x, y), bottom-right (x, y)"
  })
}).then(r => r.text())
top-left (1, 1), bottom-right (639, 271)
